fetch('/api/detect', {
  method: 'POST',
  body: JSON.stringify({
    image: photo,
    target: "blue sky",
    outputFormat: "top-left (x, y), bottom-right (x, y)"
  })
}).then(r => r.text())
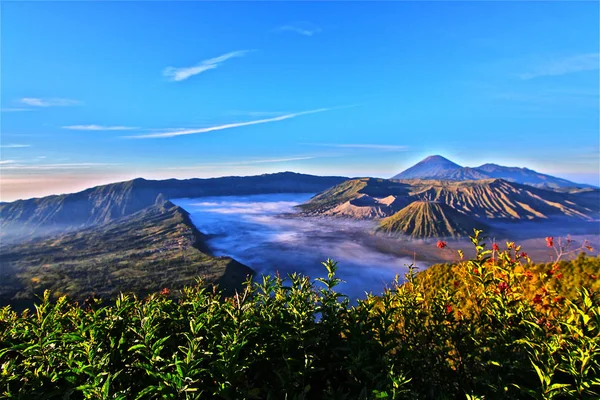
top-left (1, 1), bottom-right (598, 200)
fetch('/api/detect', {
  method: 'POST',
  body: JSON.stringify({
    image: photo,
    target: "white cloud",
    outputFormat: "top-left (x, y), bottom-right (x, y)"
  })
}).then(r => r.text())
top-left (225, 110), bottom-right (289, 118)
top-left (164, 50), bottom-right (253, 82)
top-left (167, 157), bottom-right (316, 170)
top-left (62, 125), bottom-right (139, 131)
top-left (305, 143), bottom-right (408, 151)
top-left (0, 160), bottom-right (17, 165)
top-left (1, 108), bottom-right (32, 112)
top-left (126, 106), bottom-right (352, 139)
top-left (19, 98), bottom-right (80, 107)
top-left (519, 53), bottom-right (600, 80)
top-left (0, 144), bottom-right (31, 148)
top-left (277, 23), bottom-right (322, 36)
top-left (0, 162), bottom-right (116, 170)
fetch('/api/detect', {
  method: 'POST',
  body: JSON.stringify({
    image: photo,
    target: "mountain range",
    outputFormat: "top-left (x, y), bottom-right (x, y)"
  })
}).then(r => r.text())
top-left (1, 157), bottom-right (598, 305)
top-left (299, 176), bottom-right (600, 238)
top-left (0, 172), bottom-right (347, 242)
top-left (391, 155), bottom-right (596, 189)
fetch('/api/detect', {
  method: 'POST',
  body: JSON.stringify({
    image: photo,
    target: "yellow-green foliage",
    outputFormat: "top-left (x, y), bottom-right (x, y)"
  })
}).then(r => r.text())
top-left (1, 232), bottom-right (599, 399)
top-left (419, 251), bottom-right (600, 305)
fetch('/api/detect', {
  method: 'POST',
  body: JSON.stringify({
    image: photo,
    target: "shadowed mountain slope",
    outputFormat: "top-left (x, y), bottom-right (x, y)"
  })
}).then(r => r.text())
top-left (0, 172), bottom-right (348, 241)
top-left (0, 200), bottom-right (253, 306)
top-left (377, 201), bottom-right (488, 238)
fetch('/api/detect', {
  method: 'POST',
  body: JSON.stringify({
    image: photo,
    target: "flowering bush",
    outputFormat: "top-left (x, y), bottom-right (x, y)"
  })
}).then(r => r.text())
top-left (0, 231), bottom-right (598, 399)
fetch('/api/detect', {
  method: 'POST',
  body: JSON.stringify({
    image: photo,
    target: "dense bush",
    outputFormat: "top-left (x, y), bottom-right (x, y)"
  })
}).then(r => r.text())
top-left (1, 231), bottom-right (599, 399)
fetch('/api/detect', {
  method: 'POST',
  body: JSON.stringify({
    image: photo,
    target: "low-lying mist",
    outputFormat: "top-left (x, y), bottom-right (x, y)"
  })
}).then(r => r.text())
top-left (173, 193), bottom-right (426, 300)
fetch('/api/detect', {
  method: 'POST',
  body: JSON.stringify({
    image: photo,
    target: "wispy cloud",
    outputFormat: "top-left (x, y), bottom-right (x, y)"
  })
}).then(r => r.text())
top-left (0, 144), bottom-right (32, 148)
top-left (1, 108), bottom-right (33, 112)
top-left (62, 125), bottom-right (139, 131)
top-left (164, 50), bottom-right (253, 82)
top-left (276, 22), bottom-right (322, 36)
top-left (0, 160), bottom-right (17, 165)
top-left (519, 53), bottom-right (600, 80)
top-left (126, 106), bottom-right (353, 139)
top-left (224, 110), bottom-right (289, 118)
top-left (0, 162), bottom-right (117, 170)
top-left (167, 157), bottom-right (316, 170)
top-left (304, 143), bottom-right (409, 151)
top-left (19, 98), bottom-right (80, 107)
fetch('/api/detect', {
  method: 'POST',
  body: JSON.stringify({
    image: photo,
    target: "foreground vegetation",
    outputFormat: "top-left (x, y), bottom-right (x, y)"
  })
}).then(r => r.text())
top-left (1, 231), bottom-right (599, 399)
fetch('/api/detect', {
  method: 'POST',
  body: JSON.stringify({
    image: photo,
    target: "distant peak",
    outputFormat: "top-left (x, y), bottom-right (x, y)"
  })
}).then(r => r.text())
top-left (419, 155), bottom-right (461, 166)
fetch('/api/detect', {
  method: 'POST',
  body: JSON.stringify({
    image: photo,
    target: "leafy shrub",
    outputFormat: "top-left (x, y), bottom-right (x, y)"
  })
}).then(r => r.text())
top-left (1, 231), bottom-right (598, 399)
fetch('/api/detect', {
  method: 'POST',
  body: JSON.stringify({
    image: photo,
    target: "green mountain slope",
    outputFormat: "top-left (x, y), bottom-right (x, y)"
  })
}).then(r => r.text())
top-left (377, 201), bottom-right (488, 238)
top-left (0, 200), bottom-right (253, 307)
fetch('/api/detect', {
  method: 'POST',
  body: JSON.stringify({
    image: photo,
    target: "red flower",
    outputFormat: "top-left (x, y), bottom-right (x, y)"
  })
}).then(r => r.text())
top-left (492, 243), bottom-right (500, 252)
top-left (473, 268), bottom-right (479, 275)
top-left (545, 237), bottom-right (554, 248)
top-left (437, 240), bottom-right (447, 249)
top-left (591, 274), bottom-right (597, 280)
top-left (547, 269), bottom-right (554, 276)
top-left (520, 252), bottom-right (528, 258)
top-left (160, 288), bottom-right (170, 296)
top-left (556, 273), bottom-right (563, 280)
top-left (533, 294), bottom-right (543, 304)
top-left (524, 270), bottom-right (534, 280)
top-left (553, 296), bottom-right (564, 303)
top-left (498, 281), bottom-right (509, 293)
top-left (453, 280), bottom-right (460, 288)
top-left (445, 304), bottom-right (453, 314)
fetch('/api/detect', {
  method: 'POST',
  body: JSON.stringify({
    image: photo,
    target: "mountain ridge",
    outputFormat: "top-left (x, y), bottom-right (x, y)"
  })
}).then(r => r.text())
top-left (0, 199), bottom-right (254, 306)
top-left (377, 201), bottom-right (489, 238)
top-left (392, 155), bottom-right (596, 189)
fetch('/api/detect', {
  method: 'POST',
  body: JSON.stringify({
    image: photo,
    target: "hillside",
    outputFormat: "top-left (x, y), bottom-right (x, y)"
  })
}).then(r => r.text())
top-left (297, 178), bottom-right (412, 218)
top-left (392, 155), bottom-right (595, 189)
top-left (0, 200), bottom-right (253, 307)
top-left (403, 178), bottom-right (599, 220)
top-left (0, 172), bottom-right (348, 242)
top-left (377, 201), bottom-right (488, 238)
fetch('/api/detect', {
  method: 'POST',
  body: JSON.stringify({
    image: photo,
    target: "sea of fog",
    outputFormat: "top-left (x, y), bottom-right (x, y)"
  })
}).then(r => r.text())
top-left (173, 193), bottom-right (425, 300)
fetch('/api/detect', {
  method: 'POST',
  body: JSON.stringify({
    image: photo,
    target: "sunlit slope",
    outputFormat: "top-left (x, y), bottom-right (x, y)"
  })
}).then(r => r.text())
top-left (402, 179), bottom-right (599, 220)
top-left (301, 177), bottom-right (599, 223)
top-left (377, 201), bottom-right (488, 238)
top-left (0, 200), bottom-right (253, 305)
top-left (298, 178), bottom-right (412, 218)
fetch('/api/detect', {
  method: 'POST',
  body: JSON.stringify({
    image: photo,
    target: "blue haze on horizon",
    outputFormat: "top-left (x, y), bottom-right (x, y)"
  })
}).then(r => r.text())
top-left (1, 1), bottom-right (599, 201)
